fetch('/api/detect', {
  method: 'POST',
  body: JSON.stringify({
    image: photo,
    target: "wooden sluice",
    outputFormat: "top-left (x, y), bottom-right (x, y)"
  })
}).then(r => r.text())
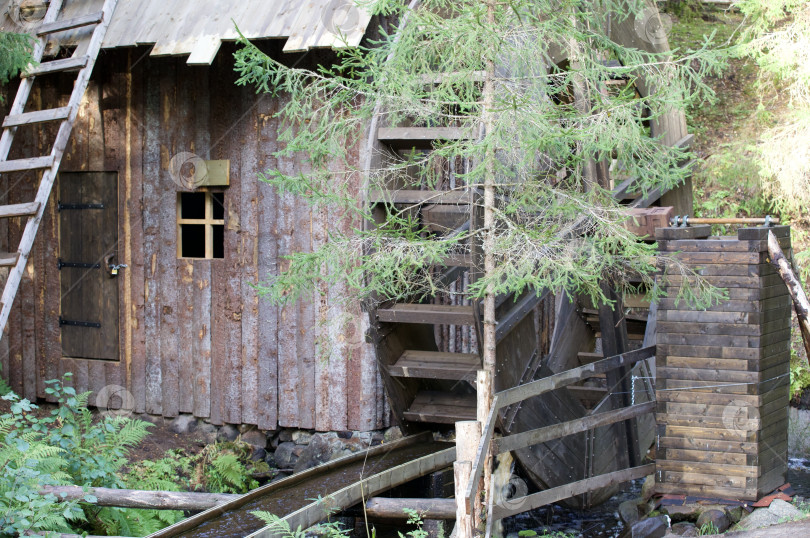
top-left (146, 433), bottom-right (454, 538)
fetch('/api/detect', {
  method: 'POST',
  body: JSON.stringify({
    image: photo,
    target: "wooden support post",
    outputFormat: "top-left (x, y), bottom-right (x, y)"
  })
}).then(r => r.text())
top-left (476, 368), bottom-right (493, 526)
top-left (456, 420), bottom-right (482, 533)
top-left (454, 461), bottom-right (474, 538)
top-left (767, 230), bottom-right (810, 361)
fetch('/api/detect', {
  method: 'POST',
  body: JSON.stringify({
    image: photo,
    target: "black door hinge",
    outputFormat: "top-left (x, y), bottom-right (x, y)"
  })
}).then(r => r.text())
top-left (57, 258), bottom-right (100, 270)
top-left (57, 202), bottom-right (104, 211)
top-left (59, 317), bottom-right (101, 328)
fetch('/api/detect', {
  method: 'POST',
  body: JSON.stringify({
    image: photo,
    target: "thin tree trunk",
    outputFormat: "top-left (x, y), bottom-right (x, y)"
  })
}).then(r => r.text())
top-left (767, 230), bottom-right (810, 361)
top-left (40, 485), bottom-right (239, 511)
top-left (479, 0), bottom-right (497, 529)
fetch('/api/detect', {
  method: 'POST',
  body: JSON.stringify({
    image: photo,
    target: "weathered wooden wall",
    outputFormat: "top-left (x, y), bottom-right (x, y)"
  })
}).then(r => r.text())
top-left (0, 44), bottom-right (388, 431)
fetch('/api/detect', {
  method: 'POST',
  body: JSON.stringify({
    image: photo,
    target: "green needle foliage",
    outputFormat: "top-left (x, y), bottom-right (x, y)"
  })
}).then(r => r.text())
top-left (234, 0), bottom-right (726, 311)
top-left (736, 0), bottom-right (810, 214)
top-left (0, 32), bottom-right (34, 104)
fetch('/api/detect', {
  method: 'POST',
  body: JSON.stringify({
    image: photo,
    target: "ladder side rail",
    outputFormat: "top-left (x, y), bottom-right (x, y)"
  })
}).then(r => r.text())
top-left (0, 0), bottom-right (66, 162)
top-left (0, 0), bottom-right (118, 337)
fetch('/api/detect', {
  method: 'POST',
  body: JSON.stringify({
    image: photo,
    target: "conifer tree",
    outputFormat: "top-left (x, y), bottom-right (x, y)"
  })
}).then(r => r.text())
top-left (235, 0), bottom-right (724, 517)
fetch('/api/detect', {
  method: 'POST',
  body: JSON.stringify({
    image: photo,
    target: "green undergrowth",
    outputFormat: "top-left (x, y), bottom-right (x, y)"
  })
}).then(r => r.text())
top-left (670, 6), bottom-right (810, 398)
top-left (0, 374), bottom-right (268, 537)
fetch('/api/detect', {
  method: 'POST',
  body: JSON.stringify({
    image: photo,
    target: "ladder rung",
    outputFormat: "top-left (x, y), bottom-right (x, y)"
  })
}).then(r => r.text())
top-left (0, 202), bottom-right (40, 219)
top-left (3, 107), bottom-right (71, 128)
top-left (23, 56), bottom-right (89, 78)
top-left (0, 156), bottom-right (55, 173)
top-left (0, 252), bottom-right (18, 266)
top-left (37, 11), bottom-right (103, 36)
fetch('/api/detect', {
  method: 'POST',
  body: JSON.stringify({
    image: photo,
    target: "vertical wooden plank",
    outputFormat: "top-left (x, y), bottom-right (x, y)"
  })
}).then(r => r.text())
top-left (296, 185), bottom-right (315, 429)
top-left (126, 49), bottom-right (147, 414)
top-left (0, 88), bottom-right (8, 389)
top-left (313, 192), bottom-right (330, 431)
top-left (256, 96), bottom-right (279, 431)
top-left (172, 57), bottom-right (196, 416)
top-left (88, 360), bottom-right (107, 407)
top-left (159, 59), bottom-right (180, 419)
top-left (193, 259), bottom-right (212, 418)
top-left (219, 58), bottom-right (243, 426)
top-left (277, 153), bottom-right (298, 427)
top-left (102, 55), bottom-right (127, 378)
top-left (142, 56), bottom-right (163, 415)
top-left (191, 64), bottom-right (212, 420)
top-left (40, 77), bottom-right (63, 400)
top-left (207, 54), bottom-right (233, 425)
top-left (240, 87), bottom-right (259, 426)
top-left (347, 141), bottom-right (378, 431)
top-left (177, 259), bottom-right (194, 413)
top-left (19, 86), bottom-right (41, 401)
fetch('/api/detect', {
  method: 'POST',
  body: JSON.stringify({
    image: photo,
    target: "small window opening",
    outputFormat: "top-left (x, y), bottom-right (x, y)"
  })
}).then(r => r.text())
top-left (178, 191), bottom-right (225, 259)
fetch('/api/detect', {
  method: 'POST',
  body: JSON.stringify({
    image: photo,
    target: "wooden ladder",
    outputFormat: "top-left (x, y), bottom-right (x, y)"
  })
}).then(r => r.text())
top-left (0, 0), bottom-right (118, 340)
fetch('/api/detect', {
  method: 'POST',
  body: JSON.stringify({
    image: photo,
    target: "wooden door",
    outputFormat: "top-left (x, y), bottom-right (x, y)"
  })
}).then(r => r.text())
top-left (59, 172), bottom-right (119, 360)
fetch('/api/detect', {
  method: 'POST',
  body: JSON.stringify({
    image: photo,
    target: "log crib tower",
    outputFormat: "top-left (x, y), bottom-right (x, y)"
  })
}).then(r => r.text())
top-left (654, 225), bottom-right (792, 500)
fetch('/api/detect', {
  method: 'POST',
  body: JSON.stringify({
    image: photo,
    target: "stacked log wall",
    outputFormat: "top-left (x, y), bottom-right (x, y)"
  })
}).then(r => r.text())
top-left (654, 225), bottom-right (791, 500)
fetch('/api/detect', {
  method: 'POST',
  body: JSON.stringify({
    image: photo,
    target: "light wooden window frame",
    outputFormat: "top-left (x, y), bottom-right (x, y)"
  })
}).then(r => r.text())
top-left (177, 190), bottom-right (225, 259)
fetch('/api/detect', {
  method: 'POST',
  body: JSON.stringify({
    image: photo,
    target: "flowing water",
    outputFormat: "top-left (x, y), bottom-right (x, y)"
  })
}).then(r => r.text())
top-left (171, 442), bottom-right (451, 538)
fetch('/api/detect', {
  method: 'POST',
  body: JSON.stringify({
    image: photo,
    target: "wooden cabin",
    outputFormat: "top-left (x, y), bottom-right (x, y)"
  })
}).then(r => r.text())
top-left (0, 0), bottom-right (394, 432)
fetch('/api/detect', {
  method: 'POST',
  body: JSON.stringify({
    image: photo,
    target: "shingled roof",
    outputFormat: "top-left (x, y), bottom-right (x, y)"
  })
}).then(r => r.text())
top-left (1, 0), bottom-right (373, 64)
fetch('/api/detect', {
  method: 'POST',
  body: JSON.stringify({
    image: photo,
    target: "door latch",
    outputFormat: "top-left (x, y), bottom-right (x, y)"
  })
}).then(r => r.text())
top-left (105, 254), bottom-right (128, 277)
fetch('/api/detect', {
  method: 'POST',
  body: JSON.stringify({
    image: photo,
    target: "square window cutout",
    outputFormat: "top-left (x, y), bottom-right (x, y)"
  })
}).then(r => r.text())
top-left (177, 191), bottom-right (225, 259)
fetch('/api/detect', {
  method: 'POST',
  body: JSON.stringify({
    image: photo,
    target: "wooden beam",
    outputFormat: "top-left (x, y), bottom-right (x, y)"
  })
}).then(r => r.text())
top-left (36, 11), bottom-right (104, 35)
top-left (22, 56), bottom-right (88, 77)
top-left (364, 497), bottom-right (456, 520)
top-left (377, 304), bottom-right (476, 325)
top-left (491, 464), bottom-right (655, 520)
top-left (40, 485), bottom-right (238, 511)
top-left (495, 289), bottom-right (550, 342)
top-left (767, 230), bottom-right (810, 361)
top-left (492, 401), bottom-right (655, 454)
top-left (3, 107), bottom-right (71, 128)
top-left (0, 202), bottom-right (40, 219)
top-left (494, 346), bottom-right (655, 409)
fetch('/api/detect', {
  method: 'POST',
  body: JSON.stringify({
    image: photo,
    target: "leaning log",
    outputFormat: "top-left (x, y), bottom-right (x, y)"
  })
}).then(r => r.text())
top-left (767, 230), bottom-right (810, 361)
top-left (25, 533), bottom-right (126, 538)
top-left (364, 497), bottom-right (456, 520)
top-left (40, 485), bottom-right (239, 511)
